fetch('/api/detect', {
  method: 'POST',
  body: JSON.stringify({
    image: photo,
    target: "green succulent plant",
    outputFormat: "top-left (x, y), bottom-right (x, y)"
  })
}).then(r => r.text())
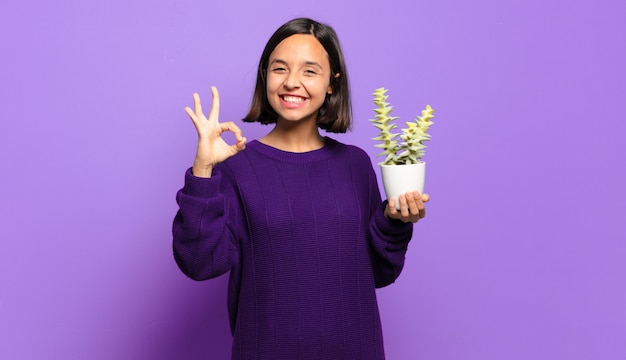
top-left (370, 87), bottom-right (435, 165)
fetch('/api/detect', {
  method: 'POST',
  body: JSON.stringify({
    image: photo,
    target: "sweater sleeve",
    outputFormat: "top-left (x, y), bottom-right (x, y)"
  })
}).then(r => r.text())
top-left (172, 167), bottom-right (240, 281)
top-left (366, 162), bottom-right (414, 288)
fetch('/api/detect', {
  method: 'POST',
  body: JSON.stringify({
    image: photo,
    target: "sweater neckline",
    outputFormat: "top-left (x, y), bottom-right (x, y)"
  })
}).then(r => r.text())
top-left (247, 136), bottom-right (338, 163)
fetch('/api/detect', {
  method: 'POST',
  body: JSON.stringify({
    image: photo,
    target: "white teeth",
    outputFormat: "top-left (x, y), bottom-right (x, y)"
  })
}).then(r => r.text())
top-left (283, 96), bottom-right (304, 103)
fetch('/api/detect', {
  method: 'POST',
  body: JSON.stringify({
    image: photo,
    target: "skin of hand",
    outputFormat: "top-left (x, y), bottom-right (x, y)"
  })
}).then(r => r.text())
top-left (385, 191), bottom-right (430, 223)
top-left (184, 86), bottom-right (247, 178)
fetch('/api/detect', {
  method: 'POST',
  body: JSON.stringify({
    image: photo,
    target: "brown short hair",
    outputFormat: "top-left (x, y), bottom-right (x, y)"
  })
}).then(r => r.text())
top-left (243, 18), bottom-right (352, 133)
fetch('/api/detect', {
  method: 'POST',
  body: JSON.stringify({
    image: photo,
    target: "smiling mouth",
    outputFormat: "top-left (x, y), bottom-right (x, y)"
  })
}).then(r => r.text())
top-left (281, 95), bottom-right (306, 104)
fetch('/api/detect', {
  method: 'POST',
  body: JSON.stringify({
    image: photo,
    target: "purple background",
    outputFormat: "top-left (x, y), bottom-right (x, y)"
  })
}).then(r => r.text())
top-left (1, 0), bottom-right (625, 359)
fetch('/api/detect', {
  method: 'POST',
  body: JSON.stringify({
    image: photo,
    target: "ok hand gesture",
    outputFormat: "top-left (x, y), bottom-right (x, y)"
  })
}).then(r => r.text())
top-left (184, 87), bottom-right (247, 178)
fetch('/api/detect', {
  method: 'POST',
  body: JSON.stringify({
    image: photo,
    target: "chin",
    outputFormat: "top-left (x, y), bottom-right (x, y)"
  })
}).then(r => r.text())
top-left (280, 114), bottom-right (317, 123)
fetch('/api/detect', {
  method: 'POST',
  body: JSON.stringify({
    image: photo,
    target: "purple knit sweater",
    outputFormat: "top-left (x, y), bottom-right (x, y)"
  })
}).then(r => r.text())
top-left (173, 137), bottom-right (413, 360)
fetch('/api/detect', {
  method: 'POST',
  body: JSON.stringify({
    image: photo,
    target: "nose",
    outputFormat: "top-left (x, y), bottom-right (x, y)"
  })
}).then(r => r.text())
top-left (284, 71), bottom-right (301, 89)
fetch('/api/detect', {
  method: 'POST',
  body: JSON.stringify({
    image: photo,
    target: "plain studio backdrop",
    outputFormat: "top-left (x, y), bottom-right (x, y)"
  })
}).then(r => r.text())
top-left (1, 0), bottom-right (624, 359)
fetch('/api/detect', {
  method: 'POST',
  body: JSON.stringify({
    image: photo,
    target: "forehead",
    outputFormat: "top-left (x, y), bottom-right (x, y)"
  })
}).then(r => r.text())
top-left (269, 34), bottom-right (329, 67)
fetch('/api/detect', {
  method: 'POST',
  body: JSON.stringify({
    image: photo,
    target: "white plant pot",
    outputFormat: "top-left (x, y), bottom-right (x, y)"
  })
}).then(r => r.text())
top-left (380, 162), bottom-right (426, 209)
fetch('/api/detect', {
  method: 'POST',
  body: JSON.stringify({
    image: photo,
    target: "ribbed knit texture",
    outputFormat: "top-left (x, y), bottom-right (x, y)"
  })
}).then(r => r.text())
top-left (173, 137), bottom-right (414, 360)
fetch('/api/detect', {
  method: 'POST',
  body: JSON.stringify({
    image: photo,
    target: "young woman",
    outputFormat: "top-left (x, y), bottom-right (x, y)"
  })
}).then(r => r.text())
top-left (173, 17), bottom-right (429, 360)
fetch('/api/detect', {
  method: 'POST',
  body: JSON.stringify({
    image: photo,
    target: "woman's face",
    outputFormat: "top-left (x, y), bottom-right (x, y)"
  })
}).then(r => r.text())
top-left (266, 34), bottom-right (333, 125)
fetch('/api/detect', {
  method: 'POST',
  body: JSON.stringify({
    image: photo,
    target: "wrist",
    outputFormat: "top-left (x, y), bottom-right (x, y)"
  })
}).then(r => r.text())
top-left (191, 162), bottom-right (213, 178)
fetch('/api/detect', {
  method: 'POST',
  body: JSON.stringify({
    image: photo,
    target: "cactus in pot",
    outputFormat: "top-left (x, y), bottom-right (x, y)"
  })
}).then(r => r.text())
top-left (370, 87), bottom-right (435, 206)
top-left (370, 87), bottom-right (435, 165)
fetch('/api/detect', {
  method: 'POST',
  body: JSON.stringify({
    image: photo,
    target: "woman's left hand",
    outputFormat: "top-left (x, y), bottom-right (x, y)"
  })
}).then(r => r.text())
top-left (385, 191), bottom-right (430, 223)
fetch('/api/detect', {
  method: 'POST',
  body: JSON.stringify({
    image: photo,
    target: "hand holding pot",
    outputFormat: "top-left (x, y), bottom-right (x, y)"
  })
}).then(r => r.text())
top-left (385, 191), bottom-right (429, 223)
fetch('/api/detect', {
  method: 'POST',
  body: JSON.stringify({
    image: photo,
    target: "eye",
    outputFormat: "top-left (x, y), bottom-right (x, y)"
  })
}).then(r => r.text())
top-left (304, 69), bottom-right (318, 75)
top-left (271, 67), bottom-right (287, 73)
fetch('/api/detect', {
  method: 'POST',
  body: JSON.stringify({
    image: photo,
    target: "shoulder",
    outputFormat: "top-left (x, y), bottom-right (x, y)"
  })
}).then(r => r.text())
top-left (325, 137), bottom-right (373, 164)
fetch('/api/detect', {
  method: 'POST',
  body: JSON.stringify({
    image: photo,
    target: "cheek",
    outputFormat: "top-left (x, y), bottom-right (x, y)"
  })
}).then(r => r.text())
top-left (303, 78), bottom-right (331, 94)
top-left (266, 73), bottom-right (284, 87)
top-left (266, 75), bottom-right (284, 95)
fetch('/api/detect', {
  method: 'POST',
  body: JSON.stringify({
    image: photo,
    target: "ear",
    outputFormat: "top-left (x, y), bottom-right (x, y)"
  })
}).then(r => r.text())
top-left (327, 73), bottom-right (341, 94)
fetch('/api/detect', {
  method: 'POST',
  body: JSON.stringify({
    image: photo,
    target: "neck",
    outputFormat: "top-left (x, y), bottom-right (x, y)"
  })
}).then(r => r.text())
top-left (260, 120), bottom-right (324, 153)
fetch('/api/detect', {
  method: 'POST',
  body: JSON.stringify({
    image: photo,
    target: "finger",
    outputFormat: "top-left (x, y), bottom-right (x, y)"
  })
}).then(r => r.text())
top-left (208, 86), bottom-right (220, 122)
top-left (192, 93), bottom-right (203, 116)
top-left (406, 191), bottom-right (421, 216)
top-left (411, 191), bottom-right (427, 219)
top-left (422, 193), bottom-right (430, 203)
top-left (219, 121), bottom-right (248, 152)
top-left (236, 138), bottom-right (247, 150)
top-left (220, 122), bottom-right (247, 144)
top-left (184, 105), bottom-right (202, 132)
top-left (399, 194), bottom-right (410, 218)
top-left (184, 106), bottom-right (195, 120)
top-left (412, 191), bottom-right (425, 210)
top-left (387, 197), bottom-right (398, 217)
